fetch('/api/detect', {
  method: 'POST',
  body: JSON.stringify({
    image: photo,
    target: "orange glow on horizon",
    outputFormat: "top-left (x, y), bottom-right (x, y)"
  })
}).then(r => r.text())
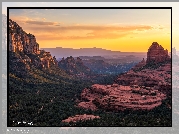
top-left (9, 9), bottom-right (171, 52)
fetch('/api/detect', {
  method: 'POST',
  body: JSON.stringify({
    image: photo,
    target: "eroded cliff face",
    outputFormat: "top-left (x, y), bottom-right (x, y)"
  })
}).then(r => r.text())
top-left (9, 19), bottom-right (58, 69)
top-left (9, 19), bottom-right (40, 54)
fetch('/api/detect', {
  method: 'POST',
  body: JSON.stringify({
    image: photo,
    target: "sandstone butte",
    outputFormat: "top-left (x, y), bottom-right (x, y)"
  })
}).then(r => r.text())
top-left (146, 42), bottom-right (170, 64)
top-left (75, 42), bottom-right (171, 120)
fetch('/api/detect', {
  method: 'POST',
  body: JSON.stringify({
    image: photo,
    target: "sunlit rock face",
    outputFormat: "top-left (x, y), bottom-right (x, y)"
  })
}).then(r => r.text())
top-left (146, 42), bottom-right (170, 64)
top-left (8, 18), bottom-right (58, 69)
top-left (78, 84), bottom-right (166, 112)
top-left (9, 19), bottom-right (40, 54)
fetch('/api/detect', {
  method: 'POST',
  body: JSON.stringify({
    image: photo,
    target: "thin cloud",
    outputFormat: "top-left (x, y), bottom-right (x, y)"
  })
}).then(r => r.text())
top-left (10, 17), bottom-right (154, 40)
top-left (24, 24), bottom-right (153, 32)
top-left (36, 32), bottom-right (129, 40)
top-left (32, 25), bottom-right (148, 40)
top-left (25, 20), bottom-right (60, 26)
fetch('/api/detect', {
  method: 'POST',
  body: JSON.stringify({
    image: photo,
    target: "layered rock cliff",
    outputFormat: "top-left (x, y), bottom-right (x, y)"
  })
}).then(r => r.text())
top-left (146, 42), bottom-right (170, 64)
top-left (9, 19), bottom-right (58, 69)
top-left (9, 19), bottom-right (40, 54)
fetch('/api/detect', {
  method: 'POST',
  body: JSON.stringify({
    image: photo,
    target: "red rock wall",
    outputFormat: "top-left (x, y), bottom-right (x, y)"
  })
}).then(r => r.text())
top-left (9, 19), bottom-right (40, 54)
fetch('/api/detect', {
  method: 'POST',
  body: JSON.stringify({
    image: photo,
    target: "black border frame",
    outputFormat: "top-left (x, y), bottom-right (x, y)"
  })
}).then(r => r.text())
top-left (7, 6), bottom-right (172, 127)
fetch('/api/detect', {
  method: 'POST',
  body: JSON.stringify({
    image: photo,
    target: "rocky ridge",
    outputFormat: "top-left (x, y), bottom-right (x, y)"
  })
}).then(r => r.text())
top-left (116, 63), bottom-right (171, 94)
top-left (131, 58), bottom-right (146, 71)
top-left (58, 56), bottom-right (91, 75)
top-left (76, 42), bottom-right (171, 112)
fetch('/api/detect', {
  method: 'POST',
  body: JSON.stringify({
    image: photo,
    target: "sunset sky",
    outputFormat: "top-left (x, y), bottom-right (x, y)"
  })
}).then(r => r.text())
top-left (9, 8), bottom-right (171, 52)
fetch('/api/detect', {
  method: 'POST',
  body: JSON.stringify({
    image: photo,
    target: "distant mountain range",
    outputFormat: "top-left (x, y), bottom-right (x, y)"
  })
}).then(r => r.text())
top-left (40, 47), bottom-right (147, 59)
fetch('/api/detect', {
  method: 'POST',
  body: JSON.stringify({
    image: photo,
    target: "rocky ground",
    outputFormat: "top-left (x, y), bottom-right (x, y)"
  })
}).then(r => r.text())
top-left (77, 84), bottom-right (166, 112)
top-left (116, 63), bottom-right (171, 95)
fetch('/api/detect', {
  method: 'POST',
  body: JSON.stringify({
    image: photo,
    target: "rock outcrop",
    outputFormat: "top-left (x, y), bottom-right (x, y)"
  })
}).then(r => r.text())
top-left (116, 62), bottom-right (171, 84)
top-left (77, 84), bottom-right (166, 111)
top-left (58, 56), bottom-right (91, 75)
top-left (9, 19), bottom-right (58, 69)
top-left (132, 58), bottom-right (146, 71)
top-left (9, 19), bottom-right (40, 54)
top-left (77, 42), bottom-right (171, 112)
top-left (62, 114), bottom-right (100, 123)
top-left (146, 42), bottom-right (170, 64)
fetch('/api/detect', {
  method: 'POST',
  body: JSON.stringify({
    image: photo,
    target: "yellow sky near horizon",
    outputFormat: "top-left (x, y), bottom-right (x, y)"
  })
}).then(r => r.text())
top-left (9, 9), bottom-right (171, 52)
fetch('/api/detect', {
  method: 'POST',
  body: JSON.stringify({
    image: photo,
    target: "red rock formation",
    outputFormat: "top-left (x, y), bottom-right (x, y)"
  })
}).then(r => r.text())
top-left (78, 84), bottom-right (166, 112)
top-left (9, 19), bottom-right (58, 69)
top-left (116, 63), bottom-right (171, 91)
top-left (62, 114), bottom-right (100, 123)
top-left (78, 101), bottom-right (97, 111)
top-left (58, 56), bottom-right (91, 75)
top-left (132, 58), bottom-right (146, 71)
top-left (9, 19), bottom-right (40, 54)
top-left (77, 42), bottom-right (171, 112)
top-left (146, 42), bottom-right (170, 64)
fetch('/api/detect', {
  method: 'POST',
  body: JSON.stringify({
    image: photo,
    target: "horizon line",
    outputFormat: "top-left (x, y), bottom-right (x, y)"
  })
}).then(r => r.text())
top-left (39, 47), bottom-right (149, 53)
